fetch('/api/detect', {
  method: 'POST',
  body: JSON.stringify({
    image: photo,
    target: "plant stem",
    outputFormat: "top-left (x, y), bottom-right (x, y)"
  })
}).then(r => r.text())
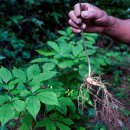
top-left (79, 2), bottom-right (91, 77)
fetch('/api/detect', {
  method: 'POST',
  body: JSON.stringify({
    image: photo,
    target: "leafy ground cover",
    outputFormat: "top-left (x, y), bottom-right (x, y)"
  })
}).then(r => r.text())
top-left (0, 28), bottom-right (130, 129)
top-left (0, 0), bottom-right (130, 130)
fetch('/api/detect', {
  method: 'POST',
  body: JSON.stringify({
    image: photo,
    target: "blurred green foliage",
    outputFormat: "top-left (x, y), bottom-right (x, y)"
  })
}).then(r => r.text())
top-left (0, 0), bottom-right (129, 67)
top-left (0, 0), bottom-right (72, 66)
top-left (93, 0), bottom-right (130, 18)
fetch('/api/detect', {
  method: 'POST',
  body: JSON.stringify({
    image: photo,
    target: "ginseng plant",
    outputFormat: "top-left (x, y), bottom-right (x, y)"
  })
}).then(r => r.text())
top-left (77, 2), bottom-right (123, 126)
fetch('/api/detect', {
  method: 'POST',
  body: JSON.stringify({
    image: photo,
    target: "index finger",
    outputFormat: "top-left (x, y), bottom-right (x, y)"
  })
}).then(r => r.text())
top-left (74, 3), bottom-right (90, 17)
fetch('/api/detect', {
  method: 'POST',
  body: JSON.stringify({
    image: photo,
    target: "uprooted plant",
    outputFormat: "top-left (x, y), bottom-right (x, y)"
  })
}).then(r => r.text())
top-left (77, 2), bottom-right (123, 127)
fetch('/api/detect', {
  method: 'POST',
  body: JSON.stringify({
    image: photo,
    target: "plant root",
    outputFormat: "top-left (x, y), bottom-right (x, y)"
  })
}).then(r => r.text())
top-left (78, 2), bottom-right (123, 127)
top-left (78, 74), bottom-right (123, 127)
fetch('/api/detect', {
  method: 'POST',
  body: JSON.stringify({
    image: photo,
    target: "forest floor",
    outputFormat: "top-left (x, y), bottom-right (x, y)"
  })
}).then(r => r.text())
top-left (119, 69), bottom-right (130, 130)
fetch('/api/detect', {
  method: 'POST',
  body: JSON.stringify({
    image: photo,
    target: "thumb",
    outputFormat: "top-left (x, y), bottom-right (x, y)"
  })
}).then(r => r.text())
top-left (81, 7), bottom-right (105, 20)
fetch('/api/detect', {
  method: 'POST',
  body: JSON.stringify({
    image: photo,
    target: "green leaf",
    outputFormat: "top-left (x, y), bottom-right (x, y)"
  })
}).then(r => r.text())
top-left (58, 60), bottom-right (74, 69)
top-left (21, 114), bottom-right (33, 127)
top-left (35, 120), bottom-right (46, 128)
top-left (19, 124), bottom-right (30, 130)
top-left (17, 82), bottom-right (25, 90)
top-left (88, 100), bottom-right (93, 106)
top-left (20, 90), bottom-right (31, 97)
top-left (45, 118), bottom-right (56, 130)
top-left (86, 33), bottom-right (98, 38)
top-left (56, 102), bottom-right (67, 115)
top-left (0, 95), bottom-right (9, 105)
top-left (29, 71), bottom-right (56, 86)
top-left (86, 35), bottom-right (96, 42)
top-left (0, 126), bottom-right (8, 130)
top-left (36, 50), bottom-right (56, 56)
top-left (31, 58), bottom-right (48, 63)
top-left (45, 91), bottom-right (74, 115)
top-left (56, 122), bottom-right (70, 130)
top-left (25, 96), bottom-right (40, 120)
top-left (36, 118), bottom-right (56, 130)
top-left (27, 64), bottom-right (40, 81)
top-left (57, 36), bottom-right (67, 42)
top-left (12, 100), bottom-right (25, 112)
top-left (37, 91), bottom-right (59, 106)
top-left (0, 67), bottom-right (12, 83)
top-left (46, 105), bottom-right (56, 113)
top-left (0, 30), bottom-right (9, 41)
top-left (31, 85), bottom-right (40, 93)
top-left (47, 41), bottom-right (59, 53)
top-left (30, 17), bottom-right (44, 28)
top-left (42, 63), bottom-right (55, 71)
top-left (10, 90), bottom-right (21, 95)
top-left (4, 83), bottom-right (14, 90)
top-left (0, 104), bottom-right (15, 125)
top-left (59, 97), bottom-right (76, 112)
top-left (58, 117), bottom-right (74, 125)
top-left (50, 12), bottom-right (62, 24)
top-left (9, 15), bottom-right (24, 24)
top-left (88, 49), bottom-right (97, 55)
top-left (84, 92), bottom-right (90, 101)
top-left (0, 78), bottom-right (3, 83)
top-left (79, 64), bottom-right (88, 78)
top-left (87, 41), bottom-right (95, 48)
top-left (49, 85), bottom-right (65, 97)
top-left (12, 67), bottom-right (26, 83)
top-left (62, 118), bottom-right (74, 125)
top-left (66, 27), bottom-right (72, 35)
top-left (72, 44), bottom-right (83, 57)
top-left (58, 30), bottom-right (67, 36)
top-left (8, 79), bottom-right (18, 86)
top-left (59, 42), bottom-right (71, 55)
top-left (78, 127), bottom-right (86, 130)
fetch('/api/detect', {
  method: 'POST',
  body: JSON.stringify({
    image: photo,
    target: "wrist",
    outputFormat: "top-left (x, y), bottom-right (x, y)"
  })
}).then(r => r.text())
top-left (103, 16), bottom-right (118, 34)
top-left (102, 16), bottom-right (130, 44)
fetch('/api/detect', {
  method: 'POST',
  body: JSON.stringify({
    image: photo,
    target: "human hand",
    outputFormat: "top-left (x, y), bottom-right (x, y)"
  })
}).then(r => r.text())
top-left (68, 3), bottom-right (114, 33)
